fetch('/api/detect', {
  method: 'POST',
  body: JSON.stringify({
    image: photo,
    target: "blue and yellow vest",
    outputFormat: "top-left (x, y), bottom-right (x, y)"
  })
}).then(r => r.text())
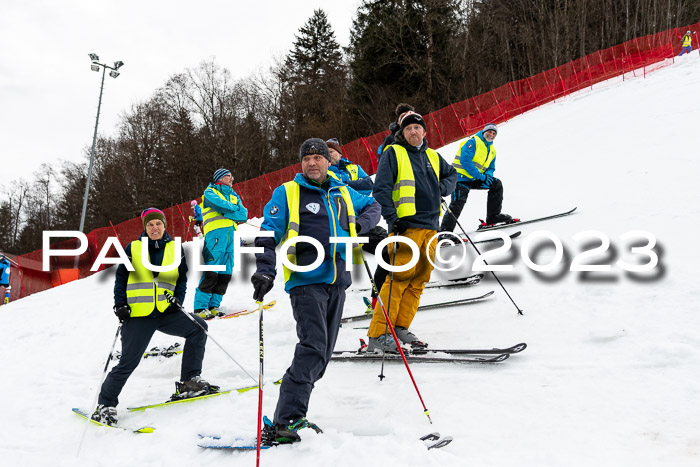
top-left (200, 186), bottom-right (239, 235)
top-left (451, 136), bottom-right (495, 180)
top-left (280, 181), bottom-right (361, 282)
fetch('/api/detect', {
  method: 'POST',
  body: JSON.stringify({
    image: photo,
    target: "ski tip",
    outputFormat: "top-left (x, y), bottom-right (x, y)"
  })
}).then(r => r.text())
top-left (428, 436), bottom-right (453, 450)
top-left (420, 432), bottom-right (441, 441)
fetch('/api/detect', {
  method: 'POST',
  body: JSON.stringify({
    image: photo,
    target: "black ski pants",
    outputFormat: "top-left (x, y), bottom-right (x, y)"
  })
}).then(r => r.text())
top-left (440, 178), bottom-right (504, 233)
top-left (274, 283), bottom-right (345, 425)
top-left (98, 311), bottom-right (208, 407)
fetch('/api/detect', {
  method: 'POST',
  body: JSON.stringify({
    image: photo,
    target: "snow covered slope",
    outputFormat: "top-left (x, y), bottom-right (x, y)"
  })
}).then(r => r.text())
top-left (1, 55), bottom-right (699, 467)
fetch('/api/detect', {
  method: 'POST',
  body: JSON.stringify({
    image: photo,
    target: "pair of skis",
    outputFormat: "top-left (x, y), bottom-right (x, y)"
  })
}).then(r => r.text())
top-left (197, 430), bottom-right (453, 451)
top-left (476, 207), bottom-right (577, 231)
top-left (341, 290), bottom-right (494, 324)
top-left (331, 342), bottom-right (526, 364)
top-left (72, 379), bottom-right (282, 432)
top-left (352, 272), bottom-right (483, 293)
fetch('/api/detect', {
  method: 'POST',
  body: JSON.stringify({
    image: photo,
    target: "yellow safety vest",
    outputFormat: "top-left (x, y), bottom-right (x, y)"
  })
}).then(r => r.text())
top-left (345, 164), bottom-right (360, 181)
top-left (452, 135), bottom-right (496, 180)
top-left (125, 240), bottom-right (179, 317)
top-left (327, 164), bottom-right (360, 182)
top-left (200, 186), bottom-right (239, 235)
top-left (682, 35), bottom-right (692, 47)
top-left (389, 144), bottom-right (441, 218)
top-left (280, 181), bottom-right (362, 283)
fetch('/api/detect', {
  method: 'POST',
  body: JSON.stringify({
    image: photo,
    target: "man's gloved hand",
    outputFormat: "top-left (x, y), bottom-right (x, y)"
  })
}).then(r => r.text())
top-left (482, 173), bottom-right (494, 187)
top-left (114, 305), bottom-right (131, 323)
top-left (251, 273), bottom-right (274, 302)
top-left (392, 219), bottom-right (408, 235)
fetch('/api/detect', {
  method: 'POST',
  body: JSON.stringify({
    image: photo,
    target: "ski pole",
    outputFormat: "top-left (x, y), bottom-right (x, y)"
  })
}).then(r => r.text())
top-left (76, 323), bottom-right (122, 457)
top-left (441, 200), bottom-right (524, 315)
top-left (255, 300), bottom-right (264, 466)
top-left (163, 291), bottom-right (257, 383)
top-left (378, 243), bottom-right (397, 381)
top-left (360, 250), bottom-right (433, 424)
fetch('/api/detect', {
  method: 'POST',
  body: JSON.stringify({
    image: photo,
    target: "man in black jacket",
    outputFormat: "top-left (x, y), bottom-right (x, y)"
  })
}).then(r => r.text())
top-left (368, 111), bottom-right (457, 352)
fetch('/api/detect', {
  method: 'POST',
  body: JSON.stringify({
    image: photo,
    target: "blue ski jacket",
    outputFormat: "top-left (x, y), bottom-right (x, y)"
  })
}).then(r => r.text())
top-left (255, 173), bottom-right (380, 292)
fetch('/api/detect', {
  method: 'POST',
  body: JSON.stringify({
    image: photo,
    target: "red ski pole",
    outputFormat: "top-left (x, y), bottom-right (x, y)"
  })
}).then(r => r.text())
top-left (255, 300), bottom-right (264, 465)
top-left (359, 251), bottom-right (432, 424)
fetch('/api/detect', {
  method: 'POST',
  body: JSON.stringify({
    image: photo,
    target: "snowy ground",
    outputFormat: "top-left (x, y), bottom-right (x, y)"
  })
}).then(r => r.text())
top-left (1, 54), bottom-right (699, 467)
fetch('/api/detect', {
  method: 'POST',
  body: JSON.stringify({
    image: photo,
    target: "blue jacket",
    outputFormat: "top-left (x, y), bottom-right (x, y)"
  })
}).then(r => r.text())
top-left (457, 130), bottom-right (496, 183)
top-left (328, 158), bottom-right (374, 196)
top-left (192, 204), bottom-right (203, 222)
top-left (377, 122), bottom-right (400, 158)
top-left (114, 232), bottom-right (188, 314)
top-left (373, 133), bottom-right (457, 233)
top-left (0, 258), bottom-right (10, 286)
top-left (255, 173), bottom-right (381, 292)
top-left (202, 183), bottom-right (248, 223)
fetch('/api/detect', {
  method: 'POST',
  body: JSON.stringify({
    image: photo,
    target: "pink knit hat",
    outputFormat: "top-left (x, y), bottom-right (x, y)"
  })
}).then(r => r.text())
top-left (141, 207), bottom-right (167, 229)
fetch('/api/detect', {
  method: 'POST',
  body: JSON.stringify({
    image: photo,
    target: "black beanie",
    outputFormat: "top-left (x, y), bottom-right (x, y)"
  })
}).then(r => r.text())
top-left (398, 111), bottom-right (427, 132)
top-left (299, 138), bottom-right (331, 162)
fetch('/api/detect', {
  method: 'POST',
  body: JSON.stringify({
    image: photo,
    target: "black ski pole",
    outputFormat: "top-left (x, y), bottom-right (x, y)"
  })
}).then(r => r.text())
top-left (360, 250), bottom-right (433, 424)
top-left (441, 200), bottom-right (524, 315)
top-left (163, 291), bottom-right (258, 383)
top-left (77, 323), bottom-right (122, 456)
top-left (378, 242), bottom-right (397, 380)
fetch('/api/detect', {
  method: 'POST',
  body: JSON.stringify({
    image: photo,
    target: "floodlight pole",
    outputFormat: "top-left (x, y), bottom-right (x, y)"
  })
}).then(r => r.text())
top-left (78, 65), bottom-right (107, 235)
top-left (75, 56), bottom-right (123, 268)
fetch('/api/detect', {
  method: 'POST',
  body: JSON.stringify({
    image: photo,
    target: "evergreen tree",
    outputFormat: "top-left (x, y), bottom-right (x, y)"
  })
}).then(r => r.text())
top-left (346, 0), bottom-right (462, 137)
top-left (276, 8), bottom-right (348, 157)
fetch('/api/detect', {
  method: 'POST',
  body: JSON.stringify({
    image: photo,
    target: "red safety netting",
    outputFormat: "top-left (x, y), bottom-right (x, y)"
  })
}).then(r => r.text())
top-left (7, 22), bottom-right (698, 302)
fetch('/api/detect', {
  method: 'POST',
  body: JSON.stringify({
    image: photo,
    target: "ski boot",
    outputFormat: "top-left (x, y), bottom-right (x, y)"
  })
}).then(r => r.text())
top-left (395, 326), bottom-right (428, 350)
top-left (171, 376), bottom-right (220, 400)
top-left (206, 307), bottom-right (226, 319)
top-left (480, 213), bottom-right (518, 228)
top-left (367, 334), bottom-right (399, 354)
top-left (273, 417), bottom-right (323, 444)
top-left (91, 404), bottom-right (118, 426)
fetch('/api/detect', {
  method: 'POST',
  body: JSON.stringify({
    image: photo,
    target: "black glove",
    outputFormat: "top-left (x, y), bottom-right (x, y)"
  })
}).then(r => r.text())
top-left (166, 295), bottom-right (183, 313)
top-left (114, 305), bottom-right (131, 323)
top-left (251, 273), bottom-right (274, 302)
top-left (482, 173), bottom-right (494, 187)
top-left (162, 290), bottom-right (183, 309)
top-left (392, 219), bottom-right (408, 235)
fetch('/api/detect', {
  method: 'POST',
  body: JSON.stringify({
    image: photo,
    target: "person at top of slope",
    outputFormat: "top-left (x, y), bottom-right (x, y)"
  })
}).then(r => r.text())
top-left (439, 123), bottom-right (514, 235)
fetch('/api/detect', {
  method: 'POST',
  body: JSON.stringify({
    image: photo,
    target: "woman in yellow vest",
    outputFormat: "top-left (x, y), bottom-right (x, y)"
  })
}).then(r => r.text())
top-left (680, 30), bottom-right (693, 56)
top-left (369, 111), bottom-right (457, 353)
top-left (92, 208), bottom-right (217, 426)
top-left (439, 123), bottom-right (514, 235)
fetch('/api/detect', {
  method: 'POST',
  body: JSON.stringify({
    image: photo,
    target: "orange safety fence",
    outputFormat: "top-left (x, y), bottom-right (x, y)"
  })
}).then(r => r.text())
top-left (5, 22), bottom-right (698, 303)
